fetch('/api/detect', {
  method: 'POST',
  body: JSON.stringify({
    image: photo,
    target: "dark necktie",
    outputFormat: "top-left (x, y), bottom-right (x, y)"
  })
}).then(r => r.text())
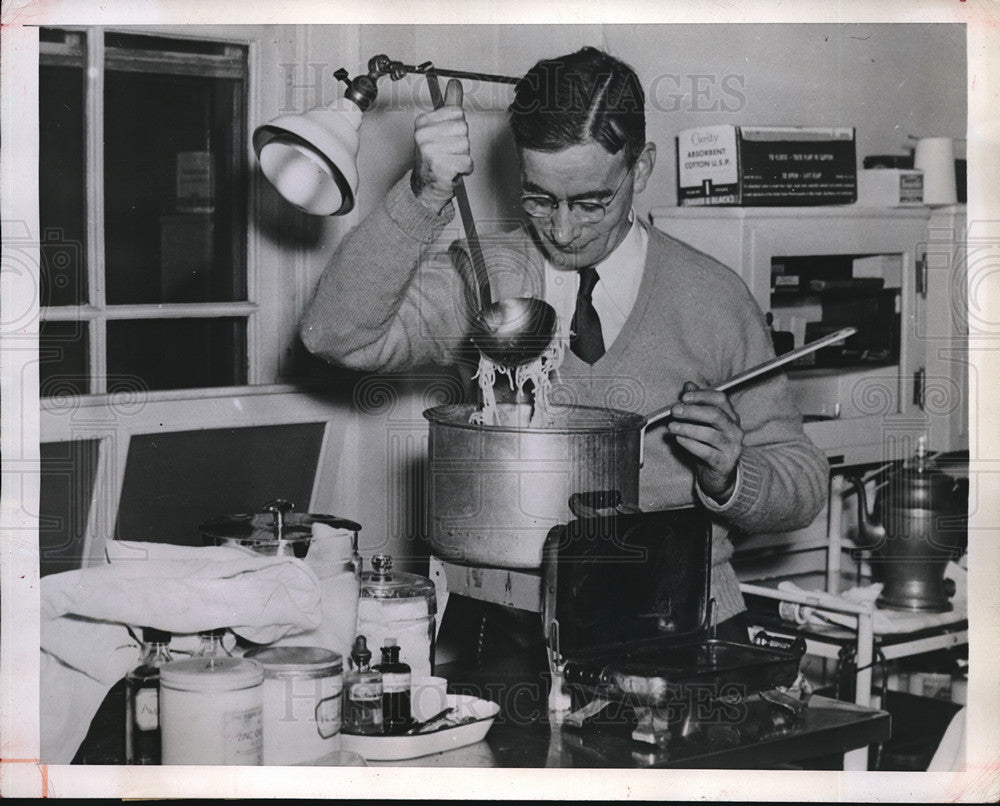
top-left (570, 266), bottom-right (605, 364)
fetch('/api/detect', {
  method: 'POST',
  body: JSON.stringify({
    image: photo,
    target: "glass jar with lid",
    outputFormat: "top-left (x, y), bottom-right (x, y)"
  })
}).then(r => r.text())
top-left (200, 499), bottom-right (362, 662)
top-left (357, 554), bottom-right (437, 678)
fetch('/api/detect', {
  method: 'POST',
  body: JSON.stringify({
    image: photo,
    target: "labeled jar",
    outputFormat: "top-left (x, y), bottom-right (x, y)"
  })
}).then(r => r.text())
top-left (243, 645), bottom-right (344, 765)
top-left (358, 554), bottom-right (437, 678)
top-left (125, 627), bottom-right (173, 765)
top-left (159, 657), bottom-right (264, 765)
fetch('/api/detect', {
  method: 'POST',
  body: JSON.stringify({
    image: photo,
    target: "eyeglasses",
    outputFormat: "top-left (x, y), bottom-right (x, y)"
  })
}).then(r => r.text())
top-left (519, 167), bottom-right (633, 224)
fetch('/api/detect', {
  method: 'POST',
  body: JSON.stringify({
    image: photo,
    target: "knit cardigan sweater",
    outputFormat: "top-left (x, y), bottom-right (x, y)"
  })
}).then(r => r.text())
top-left (302, 173), bottom-right (829, 622)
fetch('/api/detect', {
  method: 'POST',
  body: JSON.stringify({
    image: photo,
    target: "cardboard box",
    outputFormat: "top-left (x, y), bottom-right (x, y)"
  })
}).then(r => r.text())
top-left (857, 168), bottom-right (924, 206)
top-left (676, 124), bottom-right (857, 206)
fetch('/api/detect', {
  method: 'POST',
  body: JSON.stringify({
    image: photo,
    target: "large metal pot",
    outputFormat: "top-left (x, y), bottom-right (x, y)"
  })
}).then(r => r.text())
top-left (423, 403), bottom-right (646, 569)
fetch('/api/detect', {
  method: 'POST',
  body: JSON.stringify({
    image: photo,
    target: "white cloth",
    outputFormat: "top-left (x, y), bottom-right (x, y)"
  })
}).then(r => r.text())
top-left (544, 212), bottom-right (649, 349)
top-left (41, 541), bottom-right (324, 763)
top-left (776, 561), bottom-right (968, 634)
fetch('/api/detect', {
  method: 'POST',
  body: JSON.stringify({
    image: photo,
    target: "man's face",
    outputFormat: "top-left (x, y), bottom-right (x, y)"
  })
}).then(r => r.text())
top-left (518, 139), bottom-right (655, 271)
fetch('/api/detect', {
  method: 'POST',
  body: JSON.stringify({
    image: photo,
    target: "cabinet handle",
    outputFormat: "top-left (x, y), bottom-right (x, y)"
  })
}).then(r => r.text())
top-left (916, 249), bottom-right (928, 298)
top-left (913, 367), bottom-right (926, 409)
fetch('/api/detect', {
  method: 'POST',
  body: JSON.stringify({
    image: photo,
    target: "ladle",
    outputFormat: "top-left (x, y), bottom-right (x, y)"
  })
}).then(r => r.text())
top-left (424, 70), bottom-right (558, 367)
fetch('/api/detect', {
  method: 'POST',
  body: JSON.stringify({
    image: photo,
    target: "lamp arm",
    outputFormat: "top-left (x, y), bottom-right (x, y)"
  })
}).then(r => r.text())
top-left (409, 61), bottom-right (520, 86)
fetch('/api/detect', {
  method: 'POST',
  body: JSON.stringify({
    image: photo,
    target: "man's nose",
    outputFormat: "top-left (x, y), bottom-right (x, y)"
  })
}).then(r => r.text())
top-left (548, 203), bottom-right (578, 246)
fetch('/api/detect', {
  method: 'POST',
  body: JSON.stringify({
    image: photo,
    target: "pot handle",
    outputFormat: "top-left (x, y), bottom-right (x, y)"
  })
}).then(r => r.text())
top-left (639, 327), bottom-right (857, 467)
top-left (568, 490), bottom-right (640, 519)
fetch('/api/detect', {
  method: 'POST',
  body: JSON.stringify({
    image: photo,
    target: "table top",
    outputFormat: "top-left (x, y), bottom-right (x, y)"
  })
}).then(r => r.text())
top-left (362, 654), bottom-right (891, 770)
top-left (365, 694), bottom-right (889, 769)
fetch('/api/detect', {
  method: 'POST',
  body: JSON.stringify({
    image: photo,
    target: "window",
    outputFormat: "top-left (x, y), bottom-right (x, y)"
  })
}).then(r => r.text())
top-left (38, 27), bottom-right (251, 395)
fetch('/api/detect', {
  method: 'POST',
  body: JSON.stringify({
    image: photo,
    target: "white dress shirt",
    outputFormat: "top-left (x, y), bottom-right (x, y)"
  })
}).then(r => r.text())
top-left (543, 212), bottom-right (649, 349)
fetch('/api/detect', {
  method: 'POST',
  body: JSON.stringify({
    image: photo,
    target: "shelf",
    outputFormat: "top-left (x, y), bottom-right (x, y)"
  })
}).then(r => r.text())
top-left (650, 205), bottom-right (933, 221)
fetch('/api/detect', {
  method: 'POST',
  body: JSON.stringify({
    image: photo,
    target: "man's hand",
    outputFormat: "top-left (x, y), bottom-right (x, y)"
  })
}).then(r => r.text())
top-left (410, 78), bottom-right (473, 215)
top-left (667, 381), bottom-right (744, 504)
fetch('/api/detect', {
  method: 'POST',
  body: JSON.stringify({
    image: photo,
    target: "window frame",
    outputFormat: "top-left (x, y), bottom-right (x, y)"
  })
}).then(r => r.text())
top-left (40, 384), bottom-right (360, 569)
top-left (39, 25), bottom-right (263, 394)
top-left (33, 24), bottom-right (369, 568)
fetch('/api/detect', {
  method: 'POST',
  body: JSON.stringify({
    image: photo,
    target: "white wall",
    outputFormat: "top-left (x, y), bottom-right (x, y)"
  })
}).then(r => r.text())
top-left (309, 23), bottom-right (967, 226)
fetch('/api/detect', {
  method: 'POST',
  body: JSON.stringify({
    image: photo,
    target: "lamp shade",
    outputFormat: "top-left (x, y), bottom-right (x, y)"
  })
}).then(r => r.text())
top-left (253, 98), bottom-right (363, 216)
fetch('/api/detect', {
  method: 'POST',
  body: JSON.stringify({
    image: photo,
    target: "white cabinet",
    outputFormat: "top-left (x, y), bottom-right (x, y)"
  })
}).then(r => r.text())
top-left (919, 206), bottom-right (969, 453)
top-left (649, 206), bottom-right (967, 465)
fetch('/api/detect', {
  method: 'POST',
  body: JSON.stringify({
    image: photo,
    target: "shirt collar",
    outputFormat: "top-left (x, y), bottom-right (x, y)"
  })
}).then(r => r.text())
top-left (591, 211), bottom-right (647, 306)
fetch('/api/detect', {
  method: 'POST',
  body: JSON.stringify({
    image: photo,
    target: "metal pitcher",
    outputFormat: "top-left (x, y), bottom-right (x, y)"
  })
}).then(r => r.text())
top-left (849, 440), bottom-right (968, 612)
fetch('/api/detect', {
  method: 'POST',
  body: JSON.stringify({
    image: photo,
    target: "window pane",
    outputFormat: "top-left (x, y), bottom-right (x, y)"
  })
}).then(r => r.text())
top-left (40, 320), bottom-right (90, 396)
top-left (103, 49), bottom-right (247, 305)
top-left (107, 317), bottom-right (246, 391)
top-left (40, 440), bottom-right (100, 576)
top-left (39, 64), bottom-right (88, 306)
top-left (115, 423), bottom-right (325, 546)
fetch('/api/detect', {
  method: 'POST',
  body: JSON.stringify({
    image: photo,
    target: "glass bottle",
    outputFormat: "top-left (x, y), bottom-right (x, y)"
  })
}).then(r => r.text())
top-left (343, 635), bottom-right (384, 735)
top-left (194, 628), bottom-right (232, 660)
top-left (125, 627), bottom-right (173, 764)
top-left (372, 637), bottom-right (411, 734)
top-left (358, 553), bottom-right (437, 678)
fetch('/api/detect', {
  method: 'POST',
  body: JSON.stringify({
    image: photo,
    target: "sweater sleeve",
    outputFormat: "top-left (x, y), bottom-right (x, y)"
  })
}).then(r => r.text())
top-left (299, 172), bottom-right (476, 371)
top-left (697, 274), bottom-right (829, 535)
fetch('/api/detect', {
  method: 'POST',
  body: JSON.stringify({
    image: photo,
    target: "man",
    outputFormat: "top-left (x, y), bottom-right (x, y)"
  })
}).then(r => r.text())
top-left (301, 47), bottom-right (828, 644)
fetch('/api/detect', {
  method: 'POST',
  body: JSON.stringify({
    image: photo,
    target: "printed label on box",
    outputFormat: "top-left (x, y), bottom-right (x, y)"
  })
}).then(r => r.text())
top-left (677, 124), bottom-right (857, 206)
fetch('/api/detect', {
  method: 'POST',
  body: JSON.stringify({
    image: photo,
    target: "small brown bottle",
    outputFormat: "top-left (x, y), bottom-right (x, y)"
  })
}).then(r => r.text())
top-left (372, 638), bottom-right (411, 734)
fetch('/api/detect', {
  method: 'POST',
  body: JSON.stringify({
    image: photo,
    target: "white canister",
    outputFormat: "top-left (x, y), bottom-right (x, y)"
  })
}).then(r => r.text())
top-left (243, 645), bottom-right (344, 765)
top-left (913, 137), bottom-right (958, 206)
top-left (159, 657), bottom-right (264, 765)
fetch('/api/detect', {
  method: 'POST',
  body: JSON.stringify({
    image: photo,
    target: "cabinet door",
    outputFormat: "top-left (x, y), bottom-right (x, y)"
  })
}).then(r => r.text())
top-left (919, 206), bottom-right (969, 453)
top-left (649, 207), bottom-right (934, 465)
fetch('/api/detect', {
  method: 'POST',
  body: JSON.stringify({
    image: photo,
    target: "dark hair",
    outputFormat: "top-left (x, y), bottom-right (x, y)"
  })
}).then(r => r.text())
top-left (508, 47), bottom-right (646, 166)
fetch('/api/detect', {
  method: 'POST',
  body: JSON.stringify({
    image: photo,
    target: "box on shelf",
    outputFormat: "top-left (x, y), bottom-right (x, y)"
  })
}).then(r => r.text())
top-left (676, 124), bottom-right (857, 206)
top-left (857, 168), bottom-right (924, 207)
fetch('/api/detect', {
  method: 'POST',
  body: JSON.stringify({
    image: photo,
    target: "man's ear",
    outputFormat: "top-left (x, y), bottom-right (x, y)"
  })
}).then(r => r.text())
top-left (632, 142), bottom-right (657, 194)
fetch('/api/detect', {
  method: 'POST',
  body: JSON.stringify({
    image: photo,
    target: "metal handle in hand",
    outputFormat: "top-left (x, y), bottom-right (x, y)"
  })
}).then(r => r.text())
top-left (644, 327), bottom-right (857, 429)
top-left (423, 69), bottom-right (492, 309)
top-left (638, 327), bottom-right (856, 466)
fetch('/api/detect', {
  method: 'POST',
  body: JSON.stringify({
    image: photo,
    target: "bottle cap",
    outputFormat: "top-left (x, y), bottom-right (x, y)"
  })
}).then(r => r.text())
top-left (370, 553), bottom-right (393, 579)
top-left (243, 645), bottom-right (342, 676)
top-left (142, 627), bottom-right (172, 644)
top-left (351, 635), bottom-right (372, 666)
